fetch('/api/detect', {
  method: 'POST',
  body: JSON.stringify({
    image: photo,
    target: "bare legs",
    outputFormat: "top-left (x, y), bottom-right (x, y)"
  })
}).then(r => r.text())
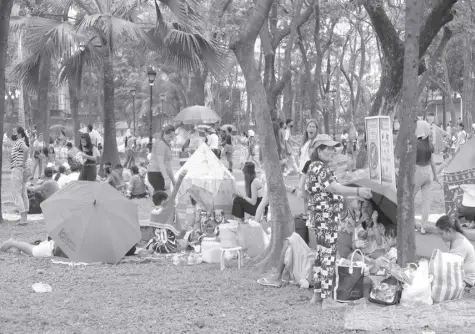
top-left (0, 238), bottom-right (35, 256)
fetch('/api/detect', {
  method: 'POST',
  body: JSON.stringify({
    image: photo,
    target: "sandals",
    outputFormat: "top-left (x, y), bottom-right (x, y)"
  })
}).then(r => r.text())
top-left (257, 277), bottom-right (281, 288)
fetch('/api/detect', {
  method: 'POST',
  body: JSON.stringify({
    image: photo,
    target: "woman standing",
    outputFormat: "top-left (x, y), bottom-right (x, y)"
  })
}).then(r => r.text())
top-left (231, 162), bottom-right (266, 221)
top-left (299, 119), bottom-right (318, 170)
top-left (78, 133), bottom-right (100, 181)
top-left (31, 133), bottom-right (45, 179)
top-left (148, 124), bottom-right (176, 192)
top-left (306, 134), bottom-right (372, 304)
top-left (414, 120), bottom-right (439, 234)
top-left (346, 122), bottom-right (358, 172)
top-left (10, 127), bottom-right (30, 224)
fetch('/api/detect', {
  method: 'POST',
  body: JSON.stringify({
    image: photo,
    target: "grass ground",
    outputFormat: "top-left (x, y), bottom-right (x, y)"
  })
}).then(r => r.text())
top-left (0, 151), bottom-right (471, 333)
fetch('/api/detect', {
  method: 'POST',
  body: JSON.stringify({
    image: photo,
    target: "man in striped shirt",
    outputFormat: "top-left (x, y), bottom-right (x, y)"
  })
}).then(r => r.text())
top-left (10, 127), bottom-right (30, 224)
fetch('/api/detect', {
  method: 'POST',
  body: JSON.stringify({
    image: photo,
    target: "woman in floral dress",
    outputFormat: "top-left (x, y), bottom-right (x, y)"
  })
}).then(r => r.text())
top-left (305, 134), bottom-right (372, 304)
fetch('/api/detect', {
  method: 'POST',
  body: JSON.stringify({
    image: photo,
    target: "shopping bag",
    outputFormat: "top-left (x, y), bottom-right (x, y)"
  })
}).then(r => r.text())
top-left (429, 249), bottom-right (464, 303)
top-left (400, 259), bottom-right (433, 307)
top-left (368, 276), bottom-right (402, 306)
top-left (333, 249), bottom-right (365, 302)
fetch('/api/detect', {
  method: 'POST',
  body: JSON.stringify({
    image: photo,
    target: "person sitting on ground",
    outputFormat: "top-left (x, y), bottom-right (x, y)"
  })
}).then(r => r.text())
top-left (128, 166), bottom-right (148, 199)
top-left (63, 163), bottom-right (80, 186)
top-left (114, 164), bottom-right (127, 188)
top-left (54, 165), bottom-right (67, 188)
top-left (0, 236), bottom-right (66, 258)
top-left (436, 215), bottom-right (475, 287)
top-left (231, 162), bottom-right (267, 222)
top-left (103, 162), bottom-right (124, 190)
top-left (257, 232), bottom-right (314, 288)
top-left (144, 169), bottom-right (188, 253)
top-left (27, 167), bottom-right (59, 201)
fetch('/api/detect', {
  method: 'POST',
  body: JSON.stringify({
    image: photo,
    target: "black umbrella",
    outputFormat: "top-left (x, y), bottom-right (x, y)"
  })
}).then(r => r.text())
top-left (346, 179), bottom-right (397, 225)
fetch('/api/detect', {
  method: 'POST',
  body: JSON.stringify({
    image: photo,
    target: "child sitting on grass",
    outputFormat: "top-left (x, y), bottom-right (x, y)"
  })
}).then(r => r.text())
top-left (144, 169), bottom-right (187, 253)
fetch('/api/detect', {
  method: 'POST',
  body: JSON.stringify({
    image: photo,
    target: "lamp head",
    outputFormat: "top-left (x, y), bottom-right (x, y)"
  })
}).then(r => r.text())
top-left (130, 88), bottom-right (136, 97)
top-left (147, 68), bottom-right (157, 86)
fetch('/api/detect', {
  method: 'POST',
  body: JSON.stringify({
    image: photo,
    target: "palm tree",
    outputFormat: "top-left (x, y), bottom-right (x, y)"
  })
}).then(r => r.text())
top-left (57, 43), bottom-right (102, 146)
top-left (10, 4), bottom-right (83, 145)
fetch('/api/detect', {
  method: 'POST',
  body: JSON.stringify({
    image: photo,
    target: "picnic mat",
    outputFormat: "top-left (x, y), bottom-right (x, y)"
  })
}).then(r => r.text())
top-left (344, 299), bottom-right (475, 331)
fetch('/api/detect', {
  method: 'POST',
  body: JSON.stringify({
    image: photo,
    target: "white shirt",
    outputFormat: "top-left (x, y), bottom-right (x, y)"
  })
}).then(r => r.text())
top-left (284, 128), bottom-right (291, 141)
top-left (56, 174), bottom-right (69, 189)
top-left (341, 133), bottom-right (348, 141)
top-left (207, 133), bottom-right (219, 150)
top-left (63, 172), bottom-right (80, 186)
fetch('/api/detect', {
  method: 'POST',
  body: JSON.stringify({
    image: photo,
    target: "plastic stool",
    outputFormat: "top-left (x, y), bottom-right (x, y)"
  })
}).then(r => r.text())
top-left (220, 247), bottom-right (243, 270)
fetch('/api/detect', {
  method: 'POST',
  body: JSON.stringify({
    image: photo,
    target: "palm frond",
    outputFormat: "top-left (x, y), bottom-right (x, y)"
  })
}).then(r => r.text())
top-left (109, 16), bottom-right (154, 50)
top-left (149, 2), bottom-right (229, 75)
top-left (89, 0), bottom-right (112, 14)
top-left (158, 0), bottom-right (203, 29)
top-left (57, 45), bottom-right (103, 87)
top-left (12, 54), bottom-right (41, 94)
top-left (112, 0), bottom-right (152, 20)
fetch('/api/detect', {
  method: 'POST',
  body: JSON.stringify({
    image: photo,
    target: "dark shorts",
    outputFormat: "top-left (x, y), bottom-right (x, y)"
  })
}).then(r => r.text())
top-left (148, 172), bottom-right (165, 192)
top-left (459, 205), bottom-right (475, 222)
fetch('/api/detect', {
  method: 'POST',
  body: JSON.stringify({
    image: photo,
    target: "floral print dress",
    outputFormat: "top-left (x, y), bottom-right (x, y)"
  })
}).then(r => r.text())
top-left (305, 160), bottom-right (344, 299)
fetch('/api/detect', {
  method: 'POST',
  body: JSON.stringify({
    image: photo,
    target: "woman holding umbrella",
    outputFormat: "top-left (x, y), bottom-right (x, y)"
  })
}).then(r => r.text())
top-left (148, 124), bottom-right (176, 192)
top-left (306, 134), bottom-right (372, 305)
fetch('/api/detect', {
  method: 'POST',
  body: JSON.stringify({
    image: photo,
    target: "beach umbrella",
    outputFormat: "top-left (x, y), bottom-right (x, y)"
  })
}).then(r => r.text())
top-left (346, 179), bottom-right (397, 225)
top-left (175, 143), bottom-right (236, 212)
top-left (174, 105), bottom-right (220, 125)
top-left (41, 181), bottom-right (141, 264)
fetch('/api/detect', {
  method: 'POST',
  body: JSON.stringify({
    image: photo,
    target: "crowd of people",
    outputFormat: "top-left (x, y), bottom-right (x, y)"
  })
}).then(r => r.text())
top-left (4, 116), bottom-right (475, 307)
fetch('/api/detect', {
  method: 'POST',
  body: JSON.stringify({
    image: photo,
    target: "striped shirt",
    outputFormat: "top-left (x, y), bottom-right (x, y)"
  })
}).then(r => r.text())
top-left (11, 139), bottom-right (28, 168)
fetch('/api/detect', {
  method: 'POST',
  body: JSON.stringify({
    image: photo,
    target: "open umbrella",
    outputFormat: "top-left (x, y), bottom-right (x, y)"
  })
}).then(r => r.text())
top-left (174, 105), bottom-right (221, 125)
top-left (41, 181), bottom-right (141, 264)
top-left (346, 179), bottom-right (397, 225)
top-left (220, 124), bottom-right (237, 133)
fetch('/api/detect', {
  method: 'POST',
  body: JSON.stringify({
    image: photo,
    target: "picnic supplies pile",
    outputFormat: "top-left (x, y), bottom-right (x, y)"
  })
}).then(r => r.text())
top-left (400, 260), bottom-right (433, 307)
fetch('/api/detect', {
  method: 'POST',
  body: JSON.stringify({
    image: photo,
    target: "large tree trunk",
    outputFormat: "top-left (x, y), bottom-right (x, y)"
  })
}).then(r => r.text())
top-left (396, 0), bottom-right (421, 267)
top-left (188, 69), bottom-right (208, 106)
top-left (462, 34), bottom-right (474, 129)
top-left (68, 79), bottom-right (80, 147)
top-left (442, 54), bottom-right (456, 126)
top-left (231, 0), bottom-right (294, 271)
top-left (364, 0), bottom-right (459, 117)
top-left (38, 53), bottom-right (51, 145)
top-left (0, 0), bottom-right (15, 223)
top-left (101, 47), bottom-right (119, 166)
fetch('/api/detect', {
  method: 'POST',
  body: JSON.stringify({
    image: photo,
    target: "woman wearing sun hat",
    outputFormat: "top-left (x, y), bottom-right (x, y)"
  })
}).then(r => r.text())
top-left (305, 134), bottom-right (372, 304)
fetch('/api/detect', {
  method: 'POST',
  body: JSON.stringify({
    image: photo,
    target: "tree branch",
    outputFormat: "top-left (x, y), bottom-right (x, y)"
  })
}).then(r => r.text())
top-left (230, 0), bottom-right (274, 50)
top-left (219, 0), bottom-right (233, 18)
top-left (271, 0), bottom-right (314, 49)
top-left (417, 27), bottom-right (452, 97)
top-left (363, 0), bottom-right (403, 60)
top-left (272, 70), bottom-right (291, 95)
top-left (419, 0), bottom-right (458, 58)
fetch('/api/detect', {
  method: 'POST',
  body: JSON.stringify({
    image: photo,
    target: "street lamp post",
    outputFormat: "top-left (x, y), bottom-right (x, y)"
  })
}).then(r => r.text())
top-left (130, 88), bottom-right (136, 136)
top-left (147, 67), bottom-right (157, 151)
top-left (160, 95), bottom-right (166, 129)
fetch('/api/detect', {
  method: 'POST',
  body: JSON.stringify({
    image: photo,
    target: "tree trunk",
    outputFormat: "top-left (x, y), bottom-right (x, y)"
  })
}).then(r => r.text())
top-left (0, 0), bottom-right (15, 223)
top-left (231, 0), bottom-right (294, 271)
top-left (38, 53), bottom-right (52, 145)
top-left (188, 69), bottom-right (208, 106)
top-left (364, 0), bottom-right (459, 117)
top-left (101, 47), bottom-right (119, 166)
top-left (68, 79), bottom-right (80, 147)
top-left (462, 34), bottom-right (473, 129)
top-left (442, 54), bottom-right (456, 126)
top-left (396, 0), bottom-right (421, 267)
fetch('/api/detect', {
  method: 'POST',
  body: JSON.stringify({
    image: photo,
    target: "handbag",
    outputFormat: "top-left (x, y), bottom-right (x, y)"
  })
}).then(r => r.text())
top-left (429, 249), bottom-right (464, 303)
top-left (368, 276), bottom-right (402, 306)
top-left (333, 249), bottom-right (366, 302)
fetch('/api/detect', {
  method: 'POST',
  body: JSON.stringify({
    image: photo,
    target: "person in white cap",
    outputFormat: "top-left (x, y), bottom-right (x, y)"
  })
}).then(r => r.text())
top-left (414, 120), bottom-right (439, 234)
top-left (305, 134), bottom-right (372, 305)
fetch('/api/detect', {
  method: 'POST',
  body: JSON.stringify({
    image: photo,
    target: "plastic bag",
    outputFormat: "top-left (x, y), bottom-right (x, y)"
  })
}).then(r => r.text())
top-left (400, 259), bottom-right (433, 307)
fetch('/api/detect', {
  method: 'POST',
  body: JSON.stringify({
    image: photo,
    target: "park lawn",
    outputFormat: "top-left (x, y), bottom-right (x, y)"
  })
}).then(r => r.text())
top-left (0, 154), bottom-right (470, 333)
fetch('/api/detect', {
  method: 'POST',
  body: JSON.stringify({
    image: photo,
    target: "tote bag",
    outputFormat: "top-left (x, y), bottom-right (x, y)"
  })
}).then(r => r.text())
top-left (429, 249), bottom-right (464, 303)
top-left (334, 249), bottom-right (365, 302)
